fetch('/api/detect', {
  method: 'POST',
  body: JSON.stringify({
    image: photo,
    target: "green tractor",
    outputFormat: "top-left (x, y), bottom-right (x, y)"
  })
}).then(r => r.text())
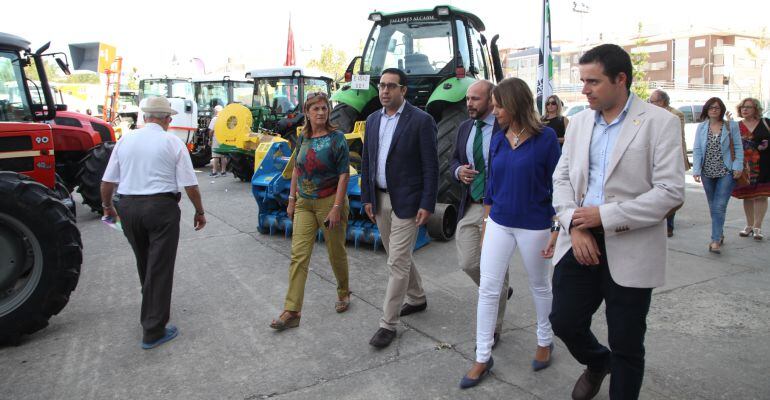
top-left (192, 76), bottom-right (255, 168)
top-left (330, 5), bottom-right (504, 208)
top-left (217, 67), bottom-right (334, 181)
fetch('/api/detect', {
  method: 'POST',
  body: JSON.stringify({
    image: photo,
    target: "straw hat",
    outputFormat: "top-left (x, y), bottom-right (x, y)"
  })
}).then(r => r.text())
top-left (141, 96), bottom-right (178, 115)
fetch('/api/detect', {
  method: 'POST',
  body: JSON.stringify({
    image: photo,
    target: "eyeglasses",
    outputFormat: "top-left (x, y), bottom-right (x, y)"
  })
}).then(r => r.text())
top-left (377, 82), bottom-right (403, 91)
top-left (306, 91), bottom-right (328, 100)
top-left (546, 101), bottom-right (558, 106)
top-left (708, 105), bottom-right (722, 111)
top-left (740, 105), bottom-right (756, 110)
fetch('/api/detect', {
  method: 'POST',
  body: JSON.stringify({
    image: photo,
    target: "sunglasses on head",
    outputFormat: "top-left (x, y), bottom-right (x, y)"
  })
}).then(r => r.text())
top-left (306, 91), bottom-right (328, 100)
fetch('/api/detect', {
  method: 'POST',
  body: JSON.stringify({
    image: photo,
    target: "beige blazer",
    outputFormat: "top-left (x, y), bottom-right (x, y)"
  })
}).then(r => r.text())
top-left (552, 95), bottom-right (685, 288)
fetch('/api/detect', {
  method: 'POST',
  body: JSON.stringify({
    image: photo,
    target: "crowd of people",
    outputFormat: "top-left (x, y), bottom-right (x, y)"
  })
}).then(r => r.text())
top-left (100, 42), bottom-right (768, 400)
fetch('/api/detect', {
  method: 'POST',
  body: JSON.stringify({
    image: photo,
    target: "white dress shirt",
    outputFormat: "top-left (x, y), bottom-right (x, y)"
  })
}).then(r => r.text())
top-left (376, 101), bottom-right (406, 189)
top-left (102, 123), bottom-right (198, 194)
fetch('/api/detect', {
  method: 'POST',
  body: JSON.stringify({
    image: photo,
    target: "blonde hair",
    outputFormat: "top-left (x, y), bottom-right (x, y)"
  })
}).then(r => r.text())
top-left (737, 97), bottom-right (764, 119)
top-left (492, 78), bottom-right (544, 134)
top-left (542, 94), bottom-right (565, 119)
top-left (301, 93), bottom-right (337, 138)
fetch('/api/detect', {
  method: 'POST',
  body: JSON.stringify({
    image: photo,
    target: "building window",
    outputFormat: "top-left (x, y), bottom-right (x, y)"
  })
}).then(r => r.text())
top-left (694, 39), bottom-right (706, 48)
top-left (690, 57), bottom-right (705, 66)
top-left (650, 61), bottom-right (667, 71)
top-left (631, 43), bottom-right (667, 53)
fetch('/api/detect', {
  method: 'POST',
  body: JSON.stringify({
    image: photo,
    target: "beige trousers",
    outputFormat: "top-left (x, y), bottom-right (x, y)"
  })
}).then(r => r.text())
top-left (456, 203), bottom-right (510, 333)
top-left (376, 191), bottom-right (426, 331)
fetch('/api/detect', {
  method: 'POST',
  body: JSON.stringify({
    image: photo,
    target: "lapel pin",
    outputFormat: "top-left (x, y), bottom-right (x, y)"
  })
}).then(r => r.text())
top-left (633, 119), bottom-right (640, 126)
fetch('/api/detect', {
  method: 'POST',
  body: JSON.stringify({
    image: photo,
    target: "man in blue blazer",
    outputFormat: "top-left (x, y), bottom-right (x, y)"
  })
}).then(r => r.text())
top-left (362, 68), bottom-right (439, 348)
top-left (448, 80), bottom-right (511, 347)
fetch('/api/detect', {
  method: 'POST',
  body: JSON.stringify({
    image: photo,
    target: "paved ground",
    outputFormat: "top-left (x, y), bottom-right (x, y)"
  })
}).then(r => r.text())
top-left (2, 170), bottom-right (769, 400)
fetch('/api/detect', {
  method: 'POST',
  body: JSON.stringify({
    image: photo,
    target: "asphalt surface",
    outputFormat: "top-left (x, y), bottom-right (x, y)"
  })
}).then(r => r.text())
top-left (1, 170), bottom-right (768, 400)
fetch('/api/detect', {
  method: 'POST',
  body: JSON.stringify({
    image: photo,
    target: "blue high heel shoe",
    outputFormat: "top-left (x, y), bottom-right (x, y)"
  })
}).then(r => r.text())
top-left (459, 356), bottom-right (494, 389)
top-left (532, 342), bottom-right (554, 371)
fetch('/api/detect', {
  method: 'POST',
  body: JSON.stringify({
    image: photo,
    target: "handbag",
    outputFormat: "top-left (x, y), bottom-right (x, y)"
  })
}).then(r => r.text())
top-left (727, 122), bottom-right (750, 186)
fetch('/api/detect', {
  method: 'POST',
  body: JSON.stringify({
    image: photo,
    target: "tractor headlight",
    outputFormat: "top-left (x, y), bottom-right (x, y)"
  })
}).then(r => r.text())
top-left (368, 12), bottom-right (383, 22)
top-left (434, 6), bottom-right (450, 16)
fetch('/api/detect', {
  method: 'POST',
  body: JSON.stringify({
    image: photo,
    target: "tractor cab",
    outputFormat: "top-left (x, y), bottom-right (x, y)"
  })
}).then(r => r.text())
top-left (136, 77), bottom-right (199, 162)
top-left (245, 67), bottom-right (333, 144)
top-left (1, 32), bottom-right (68, 188)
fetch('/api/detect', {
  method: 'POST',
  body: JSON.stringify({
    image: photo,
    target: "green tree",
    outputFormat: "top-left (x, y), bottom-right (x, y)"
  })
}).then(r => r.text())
top-left (630, 22), bottom-right (650, 100)
top-left (307, 45), bottom-right (348, 81)
top-left (26, 59), bottom-right (100, 84)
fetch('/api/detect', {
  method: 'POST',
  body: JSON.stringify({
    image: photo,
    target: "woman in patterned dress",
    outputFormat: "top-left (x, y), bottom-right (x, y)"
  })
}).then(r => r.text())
top-left (731, 98), bottom-right (770, 240)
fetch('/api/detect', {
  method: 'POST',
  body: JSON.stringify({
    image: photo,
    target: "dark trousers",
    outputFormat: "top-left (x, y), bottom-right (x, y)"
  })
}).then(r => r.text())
top-left (549, 233), bottom-right (652, 400)
top-left (666, 213), bottom-right (675, 232)
top-left (117, 195), bottom-right (181, 342)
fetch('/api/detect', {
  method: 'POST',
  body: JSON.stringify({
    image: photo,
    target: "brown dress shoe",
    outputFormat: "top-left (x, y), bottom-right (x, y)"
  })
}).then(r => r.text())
top-left (572, 368), bottom-right (609, 400)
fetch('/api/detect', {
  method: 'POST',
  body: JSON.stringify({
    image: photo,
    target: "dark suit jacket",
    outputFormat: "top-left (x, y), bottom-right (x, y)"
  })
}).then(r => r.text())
top-left (361, 101), bottom-right (438, 219)
top-left (449, 117), bottom-right (501, 220)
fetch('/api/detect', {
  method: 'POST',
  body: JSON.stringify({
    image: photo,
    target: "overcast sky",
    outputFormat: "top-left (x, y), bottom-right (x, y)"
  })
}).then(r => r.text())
top-left (4, 0), bottom-right (765, 76)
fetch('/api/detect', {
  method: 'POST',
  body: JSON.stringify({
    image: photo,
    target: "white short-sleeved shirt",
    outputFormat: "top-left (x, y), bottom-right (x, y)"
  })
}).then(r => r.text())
top-left (102, 123), bottom-right (199, 195)
top-left (209, 116), bottom-right (220, 149)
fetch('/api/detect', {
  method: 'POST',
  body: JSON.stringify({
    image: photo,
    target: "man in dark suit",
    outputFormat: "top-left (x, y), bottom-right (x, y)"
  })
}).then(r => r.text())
top-left (449, 80), bottom-right (511, 347)
top-left (362, 68), bottom-right (439, 348)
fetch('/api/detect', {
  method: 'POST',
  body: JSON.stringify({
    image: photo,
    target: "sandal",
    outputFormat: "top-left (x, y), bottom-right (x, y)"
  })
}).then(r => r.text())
top-left (739, 226), bottom-right (754, 237)
top-left (335, 293), bottom-right (351, 313)
top-left (269, 311), bottom-right (301, 331)
top-left (754, 228), bottom-right (764, 241)
top-left (708, 242), bottom-right (721, 254)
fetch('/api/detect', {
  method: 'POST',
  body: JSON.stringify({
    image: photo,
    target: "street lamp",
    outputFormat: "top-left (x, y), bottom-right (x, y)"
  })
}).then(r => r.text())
top-left (572, 1), bottom-right (591, 52)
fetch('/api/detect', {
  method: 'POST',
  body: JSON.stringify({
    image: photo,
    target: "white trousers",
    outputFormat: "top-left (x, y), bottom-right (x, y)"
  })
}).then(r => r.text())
top-left (476, 218), bottom-right (554, 362)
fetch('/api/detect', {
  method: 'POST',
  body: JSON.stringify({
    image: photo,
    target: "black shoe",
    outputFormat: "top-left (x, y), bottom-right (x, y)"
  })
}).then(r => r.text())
top-left (400, 301), bottom-right (427, 316)
top-left (507, 287), bottom-right (513, 300)
top-left (571, 368), bottom-right (610, 400)
top-left (369, 328), bottom-right (396, 348)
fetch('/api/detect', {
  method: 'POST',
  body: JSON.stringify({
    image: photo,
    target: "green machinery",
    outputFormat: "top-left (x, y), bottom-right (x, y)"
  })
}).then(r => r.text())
top-left (214, 67), bottom-right (334, 181)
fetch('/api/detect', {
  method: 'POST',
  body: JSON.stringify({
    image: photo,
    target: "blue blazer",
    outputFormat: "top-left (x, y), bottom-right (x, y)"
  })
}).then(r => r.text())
top-left (449, 117), bottom-right (501, 220)
top-left (692, 120), bottom-right (743, 176)
top-left (360, 101), bottom-right (439, 218)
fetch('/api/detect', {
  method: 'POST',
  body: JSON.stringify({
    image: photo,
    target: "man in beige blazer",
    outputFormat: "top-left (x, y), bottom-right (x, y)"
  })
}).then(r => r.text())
top-left (549, 45), bottom-right (685, 400)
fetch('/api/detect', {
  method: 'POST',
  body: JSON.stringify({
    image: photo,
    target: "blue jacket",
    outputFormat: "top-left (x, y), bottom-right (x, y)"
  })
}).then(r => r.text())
top-left (360, 101), bottom-right (439, 218)
top-left (692, 120), bottom-right (743, 176)
top-left (449, 118), bottom-right (501, 220)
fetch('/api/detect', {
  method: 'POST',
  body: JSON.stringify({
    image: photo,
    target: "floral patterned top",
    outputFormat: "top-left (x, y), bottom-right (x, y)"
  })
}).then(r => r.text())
top-left (702, 131), bottom-right (730, 178)
top-left (739, 119), bottom-right (770, 184)
top-left (295, 130), bottom-right (349, 199)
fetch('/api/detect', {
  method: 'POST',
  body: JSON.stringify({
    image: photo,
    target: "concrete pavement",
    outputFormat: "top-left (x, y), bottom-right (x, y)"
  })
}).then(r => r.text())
top-left (1, 170), bottom-right (768, 399)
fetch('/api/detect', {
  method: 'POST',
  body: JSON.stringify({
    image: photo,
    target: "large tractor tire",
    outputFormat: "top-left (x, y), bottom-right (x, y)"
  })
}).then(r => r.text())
top-left (436, 103), bottom-right (468, 205)
top-left (54, 174), bottom-right (76, 219)
top-left (330, 103), bottom-right (359, 135)
top-left (227, 153), bottom-right (254, 182)
top-left (0, 172), bottom-right (82, 345)
top-left (190, 145), bottom-right (211, 168)
top-left (75, 141), bottom-right (115, 213)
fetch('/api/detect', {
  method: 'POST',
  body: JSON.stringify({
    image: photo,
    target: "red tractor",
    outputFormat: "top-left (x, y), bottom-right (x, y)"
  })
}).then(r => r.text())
top-left (48, 110), bottom-right (116, 213)
top-left (1, 32), bottom-right (82, 344)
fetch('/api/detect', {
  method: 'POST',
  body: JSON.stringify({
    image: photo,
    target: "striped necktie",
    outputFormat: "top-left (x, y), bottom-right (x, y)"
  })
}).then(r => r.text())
top-left (471, 120), bottom-right (486, 201)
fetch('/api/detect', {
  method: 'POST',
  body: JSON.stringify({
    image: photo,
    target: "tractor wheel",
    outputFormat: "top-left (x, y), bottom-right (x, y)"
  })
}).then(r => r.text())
top-left (227, 153), bottom-right (254, 182)
top-left (436, 103), bottom-right (468, 205)
top-left (330, 103), bottom-right (359, 134)
top-left (54, 174), bottom-right (76, 219)
top-left (75, 141), bottom-right (115, 213)
top-left (190, 145), bottom-right (211, 168)
top-left (0, 172), bottom-right (82, 345)
top-left (427, 203), bottom-right (458, 241)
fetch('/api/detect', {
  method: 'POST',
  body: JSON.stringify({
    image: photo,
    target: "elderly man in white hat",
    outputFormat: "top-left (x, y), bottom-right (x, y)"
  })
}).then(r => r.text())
top-left (209, 104), bottom-right (227, 177)
top-left (100, 96), bottom-right (207, 349)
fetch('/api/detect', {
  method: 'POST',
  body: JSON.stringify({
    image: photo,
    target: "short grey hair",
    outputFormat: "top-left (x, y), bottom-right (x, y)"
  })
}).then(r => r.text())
top-left (144, 112), bottom-right (172, 120)
top-left (652, 89), bottom-right (670, 106)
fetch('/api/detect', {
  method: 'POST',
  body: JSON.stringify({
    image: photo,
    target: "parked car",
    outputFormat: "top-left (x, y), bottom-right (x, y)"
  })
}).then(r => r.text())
top-left (671, 103), bottom-right (705, 158)
top-left (565, 103), bottom-right (589, 117)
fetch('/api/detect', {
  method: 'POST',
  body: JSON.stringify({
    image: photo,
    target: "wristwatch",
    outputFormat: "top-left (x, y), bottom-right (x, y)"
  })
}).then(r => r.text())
top-left (195, 210), bottom-right (205, 216)
top-left (550, 221), bottom-right (561, 232)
